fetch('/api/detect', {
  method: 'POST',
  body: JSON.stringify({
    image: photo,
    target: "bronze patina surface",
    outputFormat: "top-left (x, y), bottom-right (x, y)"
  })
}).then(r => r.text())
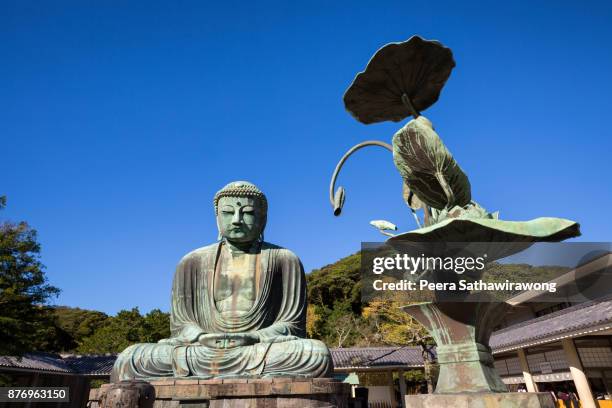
top-left (111, 181), bottom-right (333, 381)
top-left (343, 35), bottom-right (455, 124)
top-left (330, 36), bottom-right (580, 404)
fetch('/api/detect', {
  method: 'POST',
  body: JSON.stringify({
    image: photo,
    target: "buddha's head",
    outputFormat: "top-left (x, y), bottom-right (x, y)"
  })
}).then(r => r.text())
top-left (214, 181), bottom-right (268, 245)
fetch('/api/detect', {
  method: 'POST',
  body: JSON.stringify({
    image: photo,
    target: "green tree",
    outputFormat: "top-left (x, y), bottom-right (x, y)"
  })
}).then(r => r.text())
top-left (0, 196), bottom-right (60, 355)
top-left (362, 296), bottom-right (437, 392)
top-left (77, 308), bottom-right (170, 353)
top-left (306, 253), bottom-right (361, 347)
top-left (307, 252), bottom-right (361, 314)
top-left (305, 251), bottom-right (435, 355)
top-left (77, 308), bottom-right (144, 353)
top-left (52, 306), bottom-right (109, 351)
top-left (141, 309), bottom-right (171, 343)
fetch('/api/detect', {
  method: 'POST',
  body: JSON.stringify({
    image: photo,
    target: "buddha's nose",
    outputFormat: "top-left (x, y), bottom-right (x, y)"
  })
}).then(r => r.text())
top-left (232, 212), bottom-right (241, 225)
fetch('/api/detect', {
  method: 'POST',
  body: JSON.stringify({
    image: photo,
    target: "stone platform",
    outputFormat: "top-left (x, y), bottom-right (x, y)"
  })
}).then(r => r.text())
top-left (405, 392), bottom-right (556, 408)
top-left (88, 377), bottom-right (351, 408)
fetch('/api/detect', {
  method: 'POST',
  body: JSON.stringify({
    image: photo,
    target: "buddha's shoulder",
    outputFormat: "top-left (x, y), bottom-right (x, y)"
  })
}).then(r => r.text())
top-left (262, 242), bottom-right (301, 263)
top-left (178, 242), bottom-right (220, 263)
top-left (178, 242), bottom-right (301, 263)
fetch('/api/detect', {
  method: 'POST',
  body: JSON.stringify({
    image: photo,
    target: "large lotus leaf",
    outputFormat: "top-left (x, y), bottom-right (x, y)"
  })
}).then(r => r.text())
top-left (387, 217), bottom-right (581, 262)
top-left (344, 35), bottom-right (455, 124)
top-left (392, 116), bottom-right (471, 210)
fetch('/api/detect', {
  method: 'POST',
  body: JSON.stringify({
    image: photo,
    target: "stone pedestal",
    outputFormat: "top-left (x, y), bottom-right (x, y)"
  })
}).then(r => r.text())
top-left (405, 392), bottom-right (556, 408)
top-left (89, 378), bottom-right (350, 408)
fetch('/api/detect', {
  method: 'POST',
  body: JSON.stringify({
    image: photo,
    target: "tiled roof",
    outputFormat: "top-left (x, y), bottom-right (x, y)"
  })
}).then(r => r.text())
top-left (62, 354), bottom-right (117, 376)
top-left (331, 347), bottom-right (425, 369)
top-left (0, 353), bottom-right (74, 374)
top-left (490, 295), bottom-right (612, 352)
top-left (0, 353), bottom-right (117, 376)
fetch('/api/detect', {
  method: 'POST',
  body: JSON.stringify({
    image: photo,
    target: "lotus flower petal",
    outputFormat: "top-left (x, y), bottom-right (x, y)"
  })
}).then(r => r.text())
top-left (393, 116), bottom-right (471, 210)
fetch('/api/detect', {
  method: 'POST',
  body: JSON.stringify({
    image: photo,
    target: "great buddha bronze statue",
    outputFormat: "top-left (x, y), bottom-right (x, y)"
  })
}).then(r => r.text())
top-left (111, 181), bottom-right (333, 381)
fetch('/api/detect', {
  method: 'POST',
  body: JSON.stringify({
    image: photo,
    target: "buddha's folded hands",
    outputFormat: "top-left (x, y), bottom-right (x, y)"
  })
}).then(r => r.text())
top-left (198, 332), bottom-right (260, 349)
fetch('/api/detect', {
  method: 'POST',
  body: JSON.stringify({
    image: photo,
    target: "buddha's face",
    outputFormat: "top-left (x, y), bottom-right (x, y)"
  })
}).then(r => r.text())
top-left (217, 196), bottom-right (266, 244)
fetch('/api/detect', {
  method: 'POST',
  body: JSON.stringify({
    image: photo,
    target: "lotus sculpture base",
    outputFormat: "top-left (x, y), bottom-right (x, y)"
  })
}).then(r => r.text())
top-left (393, 216), bottom-right (581, 394)
top-left (405, 302), bottom-right (556, 406)
top-left (404, 392), bottom-right (557, 408)
top-left (404, 302), bottom-right (509, 393)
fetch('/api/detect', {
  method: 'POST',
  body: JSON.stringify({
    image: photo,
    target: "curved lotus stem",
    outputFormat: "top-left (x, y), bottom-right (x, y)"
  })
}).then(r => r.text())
top-left (329, 140), bottom-right (393, 216)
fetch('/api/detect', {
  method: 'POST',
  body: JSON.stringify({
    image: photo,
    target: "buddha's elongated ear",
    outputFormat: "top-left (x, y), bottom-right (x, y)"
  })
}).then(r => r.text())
top-left (254, 215), bottom-right (267, 244)
top-left (257, 199), bottom-right (268, 238)
top-left (216, 214), bottom-right (222, 241)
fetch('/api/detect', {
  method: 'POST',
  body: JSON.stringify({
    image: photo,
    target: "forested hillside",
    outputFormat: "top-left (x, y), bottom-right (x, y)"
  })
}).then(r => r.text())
top-left (306, 252), bottom-right (430, 348)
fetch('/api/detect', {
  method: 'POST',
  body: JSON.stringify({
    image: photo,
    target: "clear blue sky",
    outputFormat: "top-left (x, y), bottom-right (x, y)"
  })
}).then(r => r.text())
top-left (2, 1), bottom-right (611, 315)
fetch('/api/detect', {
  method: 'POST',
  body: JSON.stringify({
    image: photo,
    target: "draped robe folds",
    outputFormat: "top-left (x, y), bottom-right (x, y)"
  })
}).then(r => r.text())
top-left (111, 242), bottom-right (333, 381)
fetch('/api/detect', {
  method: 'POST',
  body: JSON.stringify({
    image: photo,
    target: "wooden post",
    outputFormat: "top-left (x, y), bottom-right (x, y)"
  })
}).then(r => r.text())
top-left (387, 370), bottom-right (396, 407)
top-left (562, 338), bottom-right (596, 408)
top-left (517, 348), bottom-right (538, 392)
top-left (398, 370), bottom-right (407, 408)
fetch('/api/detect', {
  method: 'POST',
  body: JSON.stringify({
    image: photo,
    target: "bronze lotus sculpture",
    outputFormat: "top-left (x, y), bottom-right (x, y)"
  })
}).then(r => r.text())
top-left (329, 35), bottom-right (580, 395)
top-left (331, 35), bottom-right (578, 243)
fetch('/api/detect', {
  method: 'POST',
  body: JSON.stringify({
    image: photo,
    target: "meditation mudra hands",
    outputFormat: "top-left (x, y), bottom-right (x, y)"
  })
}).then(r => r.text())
top-left (157, 332), bottom-right (301, 349)
top-left (197, 332), bottom-right (260, 349)
top-left (156, 333), bottom-right (258, 348)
